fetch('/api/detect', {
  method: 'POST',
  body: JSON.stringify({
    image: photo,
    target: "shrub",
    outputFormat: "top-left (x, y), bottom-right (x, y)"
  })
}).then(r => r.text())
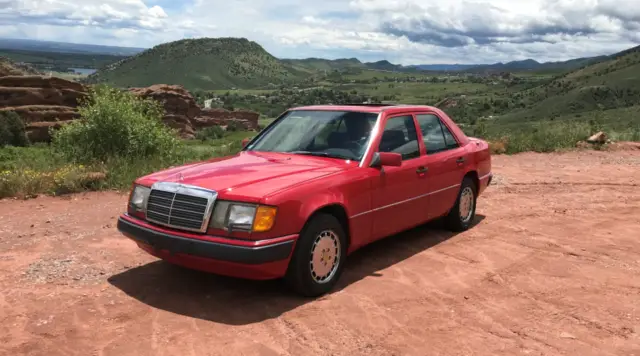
top-left (495, 121), bottom-right (591, 154)
top-left (0, 111), bottom-right (29, 147)
top-left (52, 85), bottom-right (179, 163)
top-left (226, 121), bottom-right (242, 132)
top-left (195, 126), bottom-right (225, 141)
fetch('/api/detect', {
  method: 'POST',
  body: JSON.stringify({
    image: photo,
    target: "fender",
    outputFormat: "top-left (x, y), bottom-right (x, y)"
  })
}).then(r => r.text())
top-left (296, 190), bottom-right (349, 233)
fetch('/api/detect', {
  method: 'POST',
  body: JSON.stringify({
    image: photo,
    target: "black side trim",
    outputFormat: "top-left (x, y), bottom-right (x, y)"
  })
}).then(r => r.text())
top-left (487, 173), bottom-right (493, 186)
top-left (117, 217), bottom-right (294, 265)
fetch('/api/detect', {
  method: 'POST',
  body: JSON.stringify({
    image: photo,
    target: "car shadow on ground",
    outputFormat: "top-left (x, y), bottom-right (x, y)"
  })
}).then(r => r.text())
top-left (107, 214), bottom-right (486, 325)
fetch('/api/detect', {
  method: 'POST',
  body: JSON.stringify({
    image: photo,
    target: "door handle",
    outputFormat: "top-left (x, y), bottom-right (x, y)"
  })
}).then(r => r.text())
top-left (416, 166), bottom-right (428, 174)
top-left (456, 157), bottom-right (465, 164)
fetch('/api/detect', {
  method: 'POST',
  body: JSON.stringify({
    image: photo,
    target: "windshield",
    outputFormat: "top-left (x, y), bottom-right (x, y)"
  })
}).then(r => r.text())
top-left (246, 110), bottom-right (379, 161)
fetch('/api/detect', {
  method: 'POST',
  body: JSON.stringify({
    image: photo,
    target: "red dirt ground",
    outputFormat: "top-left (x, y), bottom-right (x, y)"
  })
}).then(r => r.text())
top-left (1, 150), bottom-right (640, 356)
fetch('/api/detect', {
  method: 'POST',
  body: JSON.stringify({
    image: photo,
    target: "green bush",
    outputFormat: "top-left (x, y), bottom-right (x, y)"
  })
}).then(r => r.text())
top-left (52, 85), bottom-right (179, 162)
top-left (195, 126), bottom-right (225, 141)
top-left (0, 111), bottom-right (29, 147)
top-left (226, 121), bottom-right (242, 132)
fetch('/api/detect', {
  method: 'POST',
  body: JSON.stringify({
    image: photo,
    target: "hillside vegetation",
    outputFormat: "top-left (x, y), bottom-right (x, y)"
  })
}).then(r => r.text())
top-left (86, 38), bottom-right (304, 90)
top-left (493, 45), bottom-right (640, 125)
top-left (0, 56), bottom-right (42, 76)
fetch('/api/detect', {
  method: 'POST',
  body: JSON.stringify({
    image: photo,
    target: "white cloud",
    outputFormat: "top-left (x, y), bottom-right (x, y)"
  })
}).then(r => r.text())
top-left (0, 0), bottom-right (638, 64)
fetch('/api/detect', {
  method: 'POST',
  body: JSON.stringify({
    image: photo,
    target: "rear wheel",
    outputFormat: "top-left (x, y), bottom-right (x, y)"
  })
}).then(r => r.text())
top-left (285, 213), bottom-right (347, 297)
top-left (444, 176), bottom-right (477, 232)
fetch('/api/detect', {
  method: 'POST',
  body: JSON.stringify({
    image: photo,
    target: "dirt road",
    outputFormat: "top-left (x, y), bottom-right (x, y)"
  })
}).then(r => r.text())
top-left (1, 150), bottom-right (640, 356)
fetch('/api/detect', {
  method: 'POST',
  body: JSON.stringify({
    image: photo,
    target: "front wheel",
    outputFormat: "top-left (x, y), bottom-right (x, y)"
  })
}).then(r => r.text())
top-left (285, 213), bottom-right (347, 297)
top-left (444, 177), bottom-right (477, 232)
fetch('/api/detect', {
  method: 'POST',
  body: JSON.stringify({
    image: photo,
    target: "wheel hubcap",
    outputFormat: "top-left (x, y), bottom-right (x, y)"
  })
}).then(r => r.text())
top-left (310, 230), bottom-right (341, 284)
top-left (459, 187), bottom-right (474, 223)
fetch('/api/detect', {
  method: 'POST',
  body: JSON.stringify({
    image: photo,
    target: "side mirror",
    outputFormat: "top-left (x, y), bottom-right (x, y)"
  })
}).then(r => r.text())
top-left (370, 152), bottom-right (402, 168)
top-left (241, 137), bottom-right (250, 148)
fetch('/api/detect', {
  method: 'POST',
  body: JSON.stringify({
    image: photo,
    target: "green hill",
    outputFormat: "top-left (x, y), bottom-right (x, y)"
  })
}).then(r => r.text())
top-left (85, 38), bottom-right (305, 90)
top-left (494, 45), bottom-right (640, 125)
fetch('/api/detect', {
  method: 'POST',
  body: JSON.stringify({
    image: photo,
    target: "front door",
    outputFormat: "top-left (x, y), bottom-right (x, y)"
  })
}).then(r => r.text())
top-left (369, 114), bottom-right (428, 241)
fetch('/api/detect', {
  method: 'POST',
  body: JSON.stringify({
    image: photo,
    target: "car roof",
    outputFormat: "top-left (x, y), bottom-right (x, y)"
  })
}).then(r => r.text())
top-left (289, 104), bottom-right (440, 114)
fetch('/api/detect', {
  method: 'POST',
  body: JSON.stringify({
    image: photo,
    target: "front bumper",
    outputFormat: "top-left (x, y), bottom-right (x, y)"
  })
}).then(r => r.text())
top-left (117, 216), bottom-right (295, 265)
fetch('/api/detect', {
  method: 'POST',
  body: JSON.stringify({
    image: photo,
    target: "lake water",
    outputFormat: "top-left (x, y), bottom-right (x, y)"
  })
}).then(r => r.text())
top-left (70, 68), bottom-right (97, 75)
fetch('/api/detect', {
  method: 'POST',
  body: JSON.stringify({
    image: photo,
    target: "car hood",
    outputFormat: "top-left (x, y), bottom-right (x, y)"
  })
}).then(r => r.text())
top-left (136, 151), bottom-right (355, 202)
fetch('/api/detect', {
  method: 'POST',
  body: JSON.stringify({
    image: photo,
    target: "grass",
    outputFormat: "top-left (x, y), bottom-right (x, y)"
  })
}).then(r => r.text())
top-left (477, 117), bottom-right (640, 154)
top-left (0, 133), bottom-right (253, 199)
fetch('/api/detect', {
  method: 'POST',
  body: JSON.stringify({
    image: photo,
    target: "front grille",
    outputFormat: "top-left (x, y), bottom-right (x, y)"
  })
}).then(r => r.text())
top-left (145, 182), bottom-right (217, 233)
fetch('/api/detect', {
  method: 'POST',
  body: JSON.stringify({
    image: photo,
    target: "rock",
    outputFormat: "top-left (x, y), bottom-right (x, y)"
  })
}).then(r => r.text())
top-left (587, 131), bottom-right (607, 144)
top-left (198, 108), bottom-right (259, 130)
top-left (0, 75), bottom-right (86, 92)
top-left (25, 120), bottom-right (75, 143)
top-left (0, 76), bottom-right (87, 143)
top-left (129, 84), bottom-right (259, 138)
top-left (559, 332), bottom-right (577, 339)
top-left (3, 75), bottom-right (256, 142)
top-left (1, 106), bottom-right (80, 123)
top-left (129, 84), bottom-right (201, 138)
top-left (0, 86), bottom-right (86, 108)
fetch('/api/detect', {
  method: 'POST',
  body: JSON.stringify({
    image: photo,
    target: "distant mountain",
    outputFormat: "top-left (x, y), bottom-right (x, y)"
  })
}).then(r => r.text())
top-left (408, 64), bottom-right (482, 71)
top-left (364, 60), bottom-right (406, 72)
top-left (0, 38), bottom-right (145, 56)
top-left (466, 56), bottom-right (608, 73)
top-left (86, 37), bottom-right (304, 90)
top-left (281, 57), bottom-right (365, 72)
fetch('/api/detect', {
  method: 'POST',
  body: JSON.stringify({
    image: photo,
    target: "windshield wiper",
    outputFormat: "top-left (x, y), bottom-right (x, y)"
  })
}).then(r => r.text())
top-left (288, 151), bottom-right (354, 160)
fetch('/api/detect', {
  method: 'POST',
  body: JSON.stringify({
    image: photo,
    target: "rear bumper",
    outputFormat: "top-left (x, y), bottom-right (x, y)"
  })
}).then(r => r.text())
top-left (479, 172), bottom-right (493, 195)
top-left (117, 215), bottom-right (297, 279)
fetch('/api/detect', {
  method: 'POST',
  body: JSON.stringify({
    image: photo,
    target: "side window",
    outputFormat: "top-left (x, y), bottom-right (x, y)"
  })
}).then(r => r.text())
top-left (378, 115), bottom-right (420, 160)
top-left (416, 114), bottom-right (458, 154)
top-left (440, 122), bottom-right (460, 149)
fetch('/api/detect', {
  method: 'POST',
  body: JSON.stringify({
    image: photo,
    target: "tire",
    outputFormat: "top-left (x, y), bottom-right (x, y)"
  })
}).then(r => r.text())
top-left (444, 176), bottom-right (477, 232)
top-left (285, 213), bottom-right (348, 297)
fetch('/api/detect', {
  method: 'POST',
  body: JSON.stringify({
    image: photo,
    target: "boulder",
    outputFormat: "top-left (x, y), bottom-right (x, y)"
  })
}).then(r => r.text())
top-left (587, 131), bottom-right (607, 144)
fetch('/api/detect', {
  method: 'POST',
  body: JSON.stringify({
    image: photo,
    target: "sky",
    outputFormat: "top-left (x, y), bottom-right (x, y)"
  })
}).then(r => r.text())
top-left (1, 0), bottom-right (639, 65)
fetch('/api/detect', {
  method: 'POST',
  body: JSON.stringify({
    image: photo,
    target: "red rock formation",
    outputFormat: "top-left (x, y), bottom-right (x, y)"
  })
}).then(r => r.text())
top-left (198, 108), bottom-right (259, 130)
top-left (128, 84), bottom-right (201, 139)
top-left (129, 84), bottom-right (260, 138)
top-left (2, 77), bottom-right (258, 143)
top-left (0, 76), bottom-right (87, 143)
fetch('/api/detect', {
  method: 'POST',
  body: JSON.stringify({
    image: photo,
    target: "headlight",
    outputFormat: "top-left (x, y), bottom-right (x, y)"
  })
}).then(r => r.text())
top-left (209, 201), bottom-right (277, 233)
top-left (129, 185), bottom-right (150, 212)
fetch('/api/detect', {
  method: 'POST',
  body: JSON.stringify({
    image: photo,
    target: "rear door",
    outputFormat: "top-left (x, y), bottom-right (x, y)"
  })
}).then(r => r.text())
top-left (415, 113), bottom-right (468, 219)
top-left (369, 114), bottom-right (427, 241)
